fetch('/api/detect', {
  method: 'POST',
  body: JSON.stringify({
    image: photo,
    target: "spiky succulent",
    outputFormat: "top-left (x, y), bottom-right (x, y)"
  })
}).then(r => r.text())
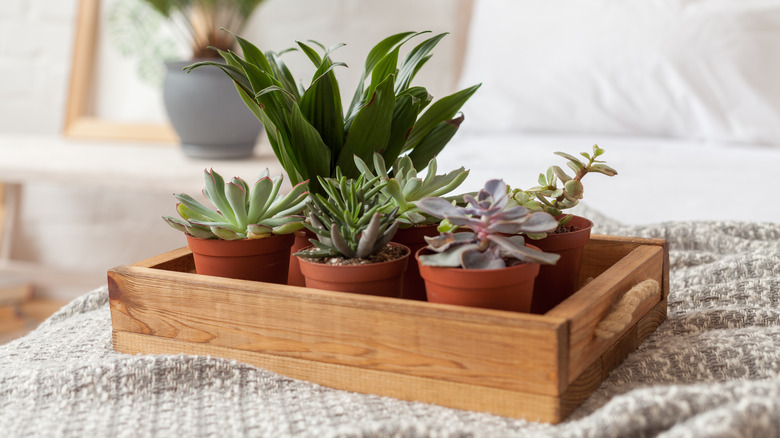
top-left (297, 170), bottom-right (400, 259)
top-left (415, 179), bottom-right (561, 269)
top-left (163, 168), bottom-right (308, 240)
top-left (353, 152), bottom-right (469, 227)
top-left (510, 145), bottom-right (617, 236)
top-left (186, 30), bottom-right (480, 194)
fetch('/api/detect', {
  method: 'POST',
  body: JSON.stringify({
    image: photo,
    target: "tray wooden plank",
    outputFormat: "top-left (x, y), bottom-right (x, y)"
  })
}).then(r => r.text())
top-left (113, 330), bottom-right (567, 422)
top-left (109, 265), bottom-right (569, 395)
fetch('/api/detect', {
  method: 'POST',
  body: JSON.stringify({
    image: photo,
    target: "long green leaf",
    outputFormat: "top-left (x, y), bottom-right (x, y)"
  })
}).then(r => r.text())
top-left (366, 47), bottom-right (399, 102)
top-left (299, 56), bottom-right (345, 164)
top-left (287, 104), bottom-right (332, 193)
top-left (381, 92), bottom-right (423, 166)
top-left (267, 51), bottom-right (301, 100)
top-left (396, 33), bottom-right (447, 93)
top-left (337, 75), bottom-right (396, 178)
top-left (407, 116), bottom-right (462, 171)
top-left (404, 83), bottom-right (481, 156)
top-left (346, 31), bottom-right (425, 125)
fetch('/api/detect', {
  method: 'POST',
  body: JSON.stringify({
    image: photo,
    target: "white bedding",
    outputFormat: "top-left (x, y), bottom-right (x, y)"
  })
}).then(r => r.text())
top-left (437, 130), bottom-right (780, 225)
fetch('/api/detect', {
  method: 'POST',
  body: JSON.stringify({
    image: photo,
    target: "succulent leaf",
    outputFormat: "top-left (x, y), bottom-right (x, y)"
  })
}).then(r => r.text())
top-left (419, 243), bottom-right (479, 267)
top-left (461, 246), bottom-right (506, 270)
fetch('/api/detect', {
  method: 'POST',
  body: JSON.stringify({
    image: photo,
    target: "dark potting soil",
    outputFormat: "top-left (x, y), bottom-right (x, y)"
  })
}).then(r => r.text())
top-left (300, 244), bottom-right (407, 266)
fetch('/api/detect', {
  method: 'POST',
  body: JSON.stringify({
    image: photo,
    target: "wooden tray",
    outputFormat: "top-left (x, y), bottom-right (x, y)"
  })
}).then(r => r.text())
top-left (108, 234), bottom-right (669, 423)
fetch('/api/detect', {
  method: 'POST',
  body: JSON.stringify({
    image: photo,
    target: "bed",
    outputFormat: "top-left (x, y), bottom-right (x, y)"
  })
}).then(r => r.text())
top-left (2, 0), bottom-right (780, 436)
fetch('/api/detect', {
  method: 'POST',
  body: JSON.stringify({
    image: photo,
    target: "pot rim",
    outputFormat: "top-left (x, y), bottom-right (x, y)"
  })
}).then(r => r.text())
top-left (414, 244), bottom-right (542, 273)
top-left (295, 242), bottom-right (411, 267)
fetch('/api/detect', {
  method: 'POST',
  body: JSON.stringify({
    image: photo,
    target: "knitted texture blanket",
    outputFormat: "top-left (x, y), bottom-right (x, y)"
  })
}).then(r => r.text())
top-left (2, 214), bottom-right (779, 437)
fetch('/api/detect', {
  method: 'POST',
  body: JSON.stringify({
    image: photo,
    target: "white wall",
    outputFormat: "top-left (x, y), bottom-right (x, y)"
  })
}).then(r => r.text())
top-left (0, 0), bottom-right (78, 135)
top-left (0, 0), bottom-right (471, 300)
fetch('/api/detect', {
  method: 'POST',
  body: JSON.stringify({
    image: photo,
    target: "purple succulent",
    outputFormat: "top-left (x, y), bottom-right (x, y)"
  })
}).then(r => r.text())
top-left (415, 179), bottom-right (560, 269)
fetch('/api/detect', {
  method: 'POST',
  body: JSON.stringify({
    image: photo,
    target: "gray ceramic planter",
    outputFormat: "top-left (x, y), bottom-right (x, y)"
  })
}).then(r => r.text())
top-left (163, 59), bottom-right (262, 159)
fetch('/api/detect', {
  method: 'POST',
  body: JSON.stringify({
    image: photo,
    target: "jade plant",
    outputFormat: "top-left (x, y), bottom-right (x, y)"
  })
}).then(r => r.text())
top-left (415, 179), bottom-right (561, 269)
top-left (353, 153), bottom-right (469, 227)
top-left (186, 30), bottom-right (481, 194)
top-left (510, 145), bottom-right (617, 236)
top-left (296, 170), bottom-right (400, 259)
top-left (163, 168), bottom-right (309, 240)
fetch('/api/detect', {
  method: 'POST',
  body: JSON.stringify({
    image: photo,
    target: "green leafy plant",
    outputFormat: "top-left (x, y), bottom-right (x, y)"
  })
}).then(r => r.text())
top-left (297, 170), bottom-right (400, 259)
top-left (415, 179), bottom-right (561, 269)
top-left (139, 0), bottom-right (267, 59)
top-left (353, 152), bottom-right (469, 227)
top-left (510, 145), bottom-right (617, 237)
top-left (163, 168), bottom-right (308, 240)
top-left (186, 30), bottom-right (481, 194)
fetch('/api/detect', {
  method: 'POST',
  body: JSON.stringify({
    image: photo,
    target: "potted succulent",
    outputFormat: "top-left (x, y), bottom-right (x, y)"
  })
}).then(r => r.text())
top-left (186, 30), bottom-right (481, 192)
top-left (294, 170), bottom-right (409, 298)
top-left (354, 152), bottom-right (470, 300)
top-left (163, 168), bottom-right (308, 283)
top-left (414, 179), bottom-right (560, 312)
top-left (132, 0), bottom-right (268, 158)
top-left (509, 145), bottom-right (618, 313)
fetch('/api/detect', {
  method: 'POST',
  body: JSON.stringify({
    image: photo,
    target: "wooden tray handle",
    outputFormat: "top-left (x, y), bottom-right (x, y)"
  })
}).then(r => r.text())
top-left (594, 279), bottom-right (661, 340)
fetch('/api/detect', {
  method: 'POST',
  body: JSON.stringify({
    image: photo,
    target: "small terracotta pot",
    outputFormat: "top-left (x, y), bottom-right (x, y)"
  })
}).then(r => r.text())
top-left (296, 243), bottom-right (410, 297)
top-left (186, 233), bottom-right (294, 284)
top-left (416, 245), bottom-right (542, 312)
top-left (529, 215), bottom-right (593, 314)
top-left (391, 224), bottom-right (440, 301)
top-left (287, 229), bottom-right (316, 287)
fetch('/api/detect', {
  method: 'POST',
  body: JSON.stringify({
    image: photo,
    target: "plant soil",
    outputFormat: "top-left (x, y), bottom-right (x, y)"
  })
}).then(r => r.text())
top-left (299, 244), bottom-right (407, 266)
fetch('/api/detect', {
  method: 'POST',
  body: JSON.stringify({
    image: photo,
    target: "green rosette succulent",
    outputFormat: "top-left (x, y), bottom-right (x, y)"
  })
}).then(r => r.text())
top-left (163, 168), bottom-right (308, 240)
top-left (353, 152), bottom-right (469, 228)
top-left (297, 170), bottom-right (400, 259)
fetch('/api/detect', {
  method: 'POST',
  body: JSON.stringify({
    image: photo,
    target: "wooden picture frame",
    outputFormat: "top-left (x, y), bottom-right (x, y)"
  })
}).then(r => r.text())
top-left (64, 0), bottom-right (177, 143)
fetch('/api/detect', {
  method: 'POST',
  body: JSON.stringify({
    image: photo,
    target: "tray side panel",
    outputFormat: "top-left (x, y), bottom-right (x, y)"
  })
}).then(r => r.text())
top-left (108, 267), bottom-right (568, 396)
top-left (579, 235), bottom-right (665, 283)
top-left (559, 297), bottom-right (667, 417)
top-left (112, 330), bottom-right (569, 424)
top-left (548, 245), bottom-right (666, 385)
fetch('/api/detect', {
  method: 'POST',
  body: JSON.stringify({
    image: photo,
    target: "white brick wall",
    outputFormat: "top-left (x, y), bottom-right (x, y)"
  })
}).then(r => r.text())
top-left (0, 0), bottom-right (77, 135)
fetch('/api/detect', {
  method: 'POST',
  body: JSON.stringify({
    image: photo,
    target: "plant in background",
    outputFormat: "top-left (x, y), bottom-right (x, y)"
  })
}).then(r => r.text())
top-left (415, 179), bottom-right (561, 269)
top-left (297, 170), bottom-right (400, 260)
top-left (353, 153), bottom-right (469, 228)
top-left (108, 0), bottom-right (267, 84)
top-left (139, 0), bottom-right (266, 59)
top-left (510, 145), bottom-right (617, 237)
top-left (163, 168), bottom-right (308, 240)
top-left (187, 30), bottom-right (481, 194)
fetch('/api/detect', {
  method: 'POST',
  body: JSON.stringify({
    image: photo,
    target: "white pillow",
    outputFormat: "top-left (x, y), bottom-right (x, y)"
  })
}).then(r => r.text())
top-left (459, 0), bottom-right (780, 145)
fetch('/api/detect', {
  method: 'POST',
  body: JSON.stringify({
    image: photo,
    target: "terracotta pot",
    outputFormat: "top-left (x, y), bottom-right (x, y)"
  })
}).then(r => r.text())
top-left (186, 233), bottom-right (294, 284)
top-left (296, 243), bottom-right (410, 297)
top-left (416, 245), bottom-right (542, 312)
top-left (287, 229), bottom-right (316, 287)
top-left (391, 224), bottom-right (440, 301)
top-left (529, 215), bottom-right (593, 314)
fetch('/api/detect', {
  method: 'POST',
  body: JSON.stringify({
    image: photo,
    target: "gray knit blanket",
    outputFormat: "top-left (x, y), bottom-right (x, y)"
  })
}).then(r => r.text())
top-left (2, 212), bottom-right (780, 437)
